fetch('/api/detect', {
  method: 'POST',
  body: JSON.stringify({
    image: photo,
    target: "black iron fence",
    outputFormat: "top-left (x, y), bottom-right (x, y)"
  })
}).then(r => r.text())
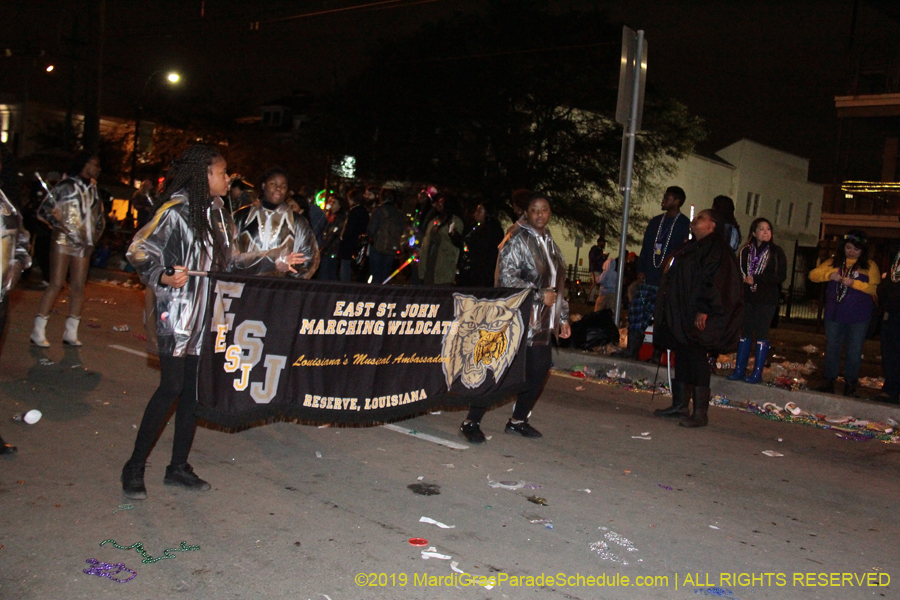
top-left (565, 264), bottom-right (594, 304)
top-left (779, 242), bottom-right (823, 325)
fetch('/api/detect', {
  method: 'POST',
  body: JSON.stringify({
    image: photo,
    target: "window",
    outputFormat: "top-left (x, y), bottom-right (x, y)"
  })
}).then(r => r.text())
top-left (774, 199), bottom-right (782, 225)
top-left (804, 202), bottom-right (813, 229)
top-left (745, 192), bottom-right (753, 215)
top-left (787, 202), bottom-right (795, 227)
top-left (752, 194), bottom-right (760, 216)
top-left (262, 110), bottom-right (283, 126)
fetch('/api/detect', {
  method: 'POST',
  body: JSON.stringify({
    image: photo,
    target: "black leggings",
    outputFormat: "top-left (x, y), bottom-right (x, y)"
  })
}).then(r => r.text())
top-left (673, 342), bottom-right (711, 387)
top-left (129, 354), bottom-right (199, 466)
top-left (466, 344), bottom-right (553, 423)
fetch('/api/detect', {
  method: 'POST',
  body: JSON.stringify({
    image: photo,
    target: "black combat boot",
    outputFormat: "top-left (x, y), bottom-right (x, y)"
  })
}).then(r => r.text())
top-left (653, 381), bottom-right (692, 418)
top-left (680, 386), bottom-right (710, 428)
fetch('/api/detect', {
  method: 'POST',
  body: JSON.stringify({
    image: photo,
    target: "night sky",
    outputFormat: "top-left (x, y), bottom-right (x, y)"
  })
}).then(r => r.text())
top-left (3, 0), bottom-right (899, 183)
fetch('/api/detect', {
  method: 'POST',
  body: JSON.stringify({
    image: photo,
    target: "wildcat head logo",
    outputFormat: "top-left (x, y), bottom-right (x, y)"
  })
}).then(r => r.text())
top-left (442, 290), bottom-right (529, 389)
top-left (473, 325), bottom-right (509, 366)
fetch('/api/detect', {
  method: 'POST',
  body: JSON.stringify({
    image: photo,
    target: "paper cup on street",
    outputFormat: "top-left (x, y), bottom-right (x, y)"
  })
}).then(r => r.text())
top-left (23, 410), bottom-right (42, 425)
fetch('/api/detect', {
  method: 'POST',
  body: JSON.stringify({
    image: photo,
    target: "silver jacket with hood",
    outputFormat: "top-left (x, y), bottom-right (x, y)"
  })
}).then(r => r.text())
top-left (497, 222), bottom-right (569, 346)
top-left (128, 194), bottom-right (288, 358)
top-left (39, 176), bottom-right (105, 257)
top-left (233, 201), bottom-right (319, 278)
top-left (1, 189), bottom-right (31, 303)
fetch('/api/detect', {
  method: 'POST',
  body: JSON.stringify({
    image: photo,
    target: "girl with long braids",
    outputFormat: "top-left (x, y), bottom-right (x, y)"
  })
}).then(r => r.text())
top-left (121, 145), bottom-right (306, 500)
top-left (727, 218), bottom-right (787, 384)
top-left (30, 151), bottom-right (104, 347)
top-left (809, 230), bottom-right (880, 397)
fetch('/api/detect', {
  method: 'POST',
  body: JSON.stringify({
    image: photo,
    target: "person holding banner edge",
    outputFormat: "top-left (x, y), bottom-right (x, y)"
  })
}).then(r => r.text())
top-left (121, 145), bottom-right (307, 500)
top-left (460, 192), bottom-right (571, 443)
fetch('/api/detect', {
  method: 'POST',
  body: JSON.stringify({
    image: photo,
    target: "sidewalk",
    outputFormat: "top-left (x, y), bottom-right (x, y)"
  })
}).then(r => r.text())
top-left (551, 347), bottom-right (900, 425)
top-left (568, 299), bottom-right (886, 388)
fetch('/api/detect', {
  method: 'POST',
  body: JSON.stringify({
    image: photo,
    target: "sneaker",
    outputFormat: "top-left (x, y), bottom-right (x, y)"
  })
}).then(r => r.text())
top-left (504, 419), bottom-right (543, 438)
top-left (459, 421), bottom-right (486, 444)
top-left (121, 460), bottom-right (147, 500)
top-left (164, 463), bottom-right (211, 491)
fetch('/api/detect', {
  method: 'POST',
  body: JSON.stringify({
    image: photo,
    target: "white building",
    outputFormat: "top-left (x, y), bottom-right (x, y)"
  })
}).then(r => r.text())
top-left (555, 139), bottom-right (824, 275)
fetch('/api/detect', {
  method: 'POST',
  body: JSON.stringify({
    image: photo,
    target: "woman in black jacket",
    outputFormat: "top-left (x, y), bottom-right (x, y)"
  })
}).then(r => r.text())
top-left (318, 195), bottom-right (347, 281)
top-left (652, 209), bottom-right (743, 427)
top-left (727, 218), bottom-right (787, 384)
top-left (458, 202), bottom-right (504, 287)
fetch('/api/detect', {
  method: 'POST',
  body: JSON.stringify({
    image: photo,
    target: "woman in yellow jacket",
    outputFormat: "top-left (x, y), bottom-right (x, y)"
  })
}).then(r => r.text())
top-left (808, 230), bottom-right (880, 397)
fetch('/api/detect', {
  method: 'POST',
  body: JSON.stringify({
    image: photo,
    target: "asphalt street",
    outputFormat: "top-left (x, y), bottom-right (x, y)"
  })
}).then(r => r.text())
top-left (1, 281), bottom-right (898, 600)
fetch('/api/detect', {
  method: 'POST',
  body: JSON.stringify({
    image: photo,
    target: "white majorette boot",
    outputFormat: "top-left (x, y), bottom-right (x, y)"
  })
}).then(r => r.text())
top-left (30, 315), bottom-right (50, 347)
top-left (63, 316), bottom-right (83, 346)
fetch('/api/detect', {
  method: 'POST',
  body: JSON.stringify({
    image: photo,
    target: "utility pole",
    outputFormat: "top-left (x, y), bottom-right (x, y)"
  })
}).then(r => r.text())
top-left (613, 27), bottom-right (647, 326)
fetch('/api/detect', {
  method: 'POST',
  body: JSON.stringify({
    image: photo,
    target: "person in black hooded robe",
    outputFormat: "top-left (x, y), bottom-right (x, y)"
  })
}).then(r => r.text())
top-left (651, 209), bottom-right (743, 427)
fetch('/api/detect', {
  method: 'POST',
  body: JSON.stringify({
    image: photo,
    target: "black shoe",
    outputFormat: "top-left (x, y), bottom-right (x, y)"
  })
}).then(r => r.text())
top-left (0, 438), bottom-right (17, 455)
top-left (613, 330), bottom-right (643, 359)
top-left (505, 420), bottom-right (543, 438)
top-left (121, 460), bottom-right (147, 500)
top-left (459, 421), bottom-right (486, 444)
top-left (653, 381), bottom-right (691, 418)
top-left (654, 404), bottom-right (689, 418)
top-left (679, 385), bottom-right (710, 428)
top-left (814, 379), bottom-right (835, 394)
top-left (842, 380), bottom-right (859, 398)
top-left (164, 463), bottom-right (211, 491)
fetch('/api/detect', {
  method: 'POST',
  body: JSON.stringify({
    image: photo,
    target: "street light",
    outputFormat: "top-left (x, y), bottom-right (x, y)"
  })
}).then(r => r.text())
top-left (129, 70), bottom-right (180, 188)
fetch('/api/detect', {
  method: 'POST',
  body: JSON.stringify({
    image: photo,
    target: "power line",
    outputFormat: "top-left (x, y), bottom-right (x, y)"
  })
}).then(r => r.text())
top-left (251, 0), bottom-right (443, 27)
top-left (396, 41), bottom-right (619, 65)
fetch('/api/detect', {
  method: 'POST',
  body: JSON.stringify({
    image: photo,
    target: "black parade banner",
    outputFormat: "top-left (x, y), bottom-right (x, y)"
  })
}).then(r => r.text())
top-left (196, 274), bottom-right (533, 427)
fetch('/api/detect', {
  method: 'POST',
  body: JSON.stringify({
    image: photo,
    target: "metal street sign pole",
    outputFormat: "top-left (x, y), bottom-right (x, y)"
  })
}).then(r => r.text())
top-left (613, 27), bottom-right (646, 326)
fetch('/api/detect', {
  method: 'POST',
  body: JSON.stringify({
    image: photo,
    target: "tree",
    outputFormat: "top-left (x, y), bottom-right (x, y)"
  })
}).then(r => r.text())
top-left (324, 1), bottom-right (704, 239)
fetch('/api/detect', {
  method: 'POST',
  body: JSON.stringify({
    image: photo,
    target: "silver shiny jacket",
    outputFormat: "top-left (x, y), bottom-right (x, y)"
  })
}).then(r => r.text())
top-left (128, 194), bottom-right (287, 357)
top-left (497, 222), bottom-right (569, 346)
top-left (233, 201), bottom-right (319, 279)
top-left (39, 176), bottom-right (105, 257)
top-left (1, 189), bottom-right (31, 303)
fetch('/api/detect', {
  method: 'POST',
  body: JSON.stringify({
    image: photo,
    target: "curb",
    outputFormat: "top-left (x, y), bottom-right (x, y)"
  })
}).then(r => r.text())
top-left (551, 347), bottom-right (900, 423)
